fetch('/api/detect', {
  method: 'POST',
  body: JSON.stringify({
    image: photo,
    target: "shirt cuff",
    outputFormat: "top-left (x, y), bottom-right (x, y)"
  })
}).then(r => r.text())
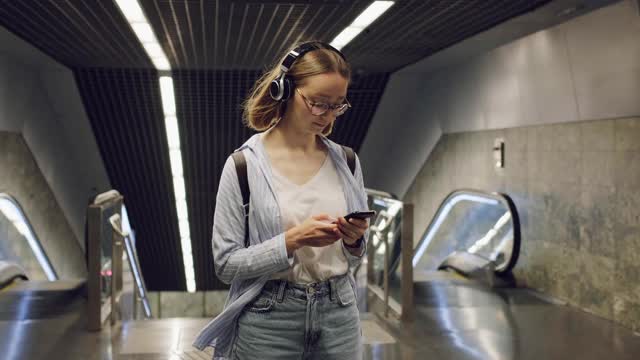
top-left (342, 237), bottom-right (365, 258)
top-left (277, 232), bottom-right (295, 267)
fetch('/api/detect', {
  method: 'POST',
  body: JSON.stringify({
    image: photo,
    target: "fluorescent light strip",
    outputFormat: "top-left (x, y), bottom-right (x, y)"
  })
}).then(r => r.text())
top-left (330, 1), bottom-right (394, 51)
top-left (116, 0), bottom-right (170, 70)
top-left (160, 77), bottom-right (196, 293)
top-left (115, 0), bottom-right (196, 292)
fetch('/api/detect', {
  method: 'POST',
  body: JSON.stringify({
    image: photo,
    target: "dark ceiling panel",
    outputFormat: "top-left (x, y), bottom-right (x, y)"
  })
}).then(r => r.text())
top-left (0, 0), bottom-right (552, 72)
top-left (0, 0), bottom-right (151, 68)
top-left (138, 0), bottom-right (552, 72)
top-left (75, 68), bottom-right (186, 291)
top-left (345, 0), bottom-right (552, 71)
top-left (139, 0), bottom-right (372, 70)
top-left (174, 70), bottom-right (389, 290)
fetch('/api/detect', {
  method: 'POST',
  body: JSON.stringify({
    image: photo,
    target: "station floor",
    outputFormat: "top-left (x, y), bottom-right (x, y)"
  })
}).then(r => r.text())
top-left (2, 276), bottom-right (640, 359)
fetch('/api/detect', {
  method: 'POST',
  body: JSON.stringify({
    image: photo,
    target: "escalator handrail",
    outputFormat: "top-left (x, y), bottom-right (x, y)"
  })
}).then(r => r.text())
top-left (0, 193), bottom-right (58, 280)
top-left (108, 215), bottom-right (152, 319)
top-left (0, 261), bottom-right (29, 289)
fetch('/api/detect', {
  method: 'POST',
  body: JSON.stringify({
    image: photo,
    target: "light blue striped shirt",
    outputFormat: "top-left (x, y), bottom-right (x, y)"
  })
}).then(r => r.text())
top-left (192, 133), bottom-right (369, 358)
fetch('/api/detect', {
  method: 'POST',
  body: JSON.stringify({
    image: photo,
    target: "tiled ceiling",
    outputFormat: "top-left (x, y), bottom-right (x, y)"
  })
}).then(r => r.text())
top-left (0, 0), bottom-right (551, 290)
top-left (0, 0), bottom-right (151, 68)
top-left (0, 0), bottom-right (552, 71)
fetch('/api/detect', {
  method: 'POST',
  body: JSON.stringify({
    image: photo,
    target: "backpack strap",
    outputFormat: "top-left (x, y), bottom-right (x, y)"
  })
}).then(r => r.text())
top-left (341, 145), bottom-right (356, 176)
top-left (231, 151), bottom-right (250, 248)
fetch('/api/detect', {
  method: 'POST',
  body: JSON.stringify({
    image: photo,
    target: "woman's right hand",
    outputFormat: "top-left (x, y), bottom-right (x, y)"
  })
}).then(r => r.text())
top-left (285, 214), bottom-right (340, 256)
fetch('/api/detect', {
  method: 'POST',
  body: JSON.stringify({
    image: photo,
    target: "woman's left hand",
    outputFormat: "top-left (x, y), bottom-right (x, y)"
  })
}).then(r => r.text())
top-left (334, 217), bottom-right (368, 245)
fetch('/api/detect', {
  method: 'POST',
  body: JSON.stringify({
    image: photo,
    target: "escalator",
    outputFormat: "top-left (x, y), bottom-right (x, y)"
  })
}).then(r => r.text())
top-left (364, 189), bottom-right (640, 359)
top-left (0, 266), bottom-right (92, 360)
top-left (0, 192), bottom-right (84, 321)
top-left (366, 190), bottom-right (526, 358)
top-left (0, 261), bottom-right (85, 321)
top-left (412, 190), bottom-right (520, 285)
top-left (365, 189), bottom-right (523, 316)
top-left (0, 191), bottom-right (152, 360)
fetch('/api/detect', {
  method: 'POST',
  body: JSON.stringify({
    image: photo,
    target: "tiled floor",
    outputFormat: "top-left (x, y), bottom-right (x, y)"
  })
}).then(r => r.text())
top-left (2, 279), bottom-right (640, 359)
top-left (114, 314), bottom-right (395, 358)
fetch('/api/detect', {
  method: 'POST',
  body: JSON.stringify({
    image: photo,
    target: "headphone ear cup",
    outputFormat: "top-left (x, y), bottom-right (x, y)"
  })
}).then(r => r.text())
top-left (281, 76), bottom-right (293, 101)
top-left (269, 79), bottom-right (281, 101)
top-left (269, 76), bottom-right (283, 101)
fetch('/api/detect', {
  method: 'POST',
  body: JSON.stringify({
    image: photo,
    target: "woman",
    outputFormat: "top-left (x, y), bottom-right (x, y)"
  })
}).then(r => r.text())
top-left (193, 41), bottom-right (370, 360)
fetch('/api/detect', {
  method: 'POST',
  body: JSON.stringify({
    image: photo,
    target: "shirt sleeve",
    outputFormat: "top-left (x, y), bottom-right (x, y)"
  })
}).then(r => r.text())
top-left (212, 155), bottom-right (292, 285)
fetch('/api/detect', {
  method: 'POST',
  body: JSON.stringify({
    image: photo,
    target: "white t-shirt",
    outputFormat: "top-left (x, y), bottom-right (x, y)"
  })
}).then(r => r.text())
top-left (269, 153), bottom-right (349, 284)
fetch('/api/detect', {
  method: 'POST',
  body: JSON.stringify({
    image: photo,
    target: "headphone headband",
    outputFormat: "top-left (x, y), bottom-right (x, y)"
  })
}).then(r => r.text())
top-left (280, 42), bottom-right (346, 73)
top-left (269, 41), bottom-right (346, 102)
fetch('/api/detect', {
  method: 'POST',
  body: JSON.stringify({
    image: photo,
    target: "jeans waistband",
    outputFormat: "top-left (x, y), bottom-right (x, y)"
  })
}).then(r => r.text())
top-left (263, 272), bottom-right (350, 302)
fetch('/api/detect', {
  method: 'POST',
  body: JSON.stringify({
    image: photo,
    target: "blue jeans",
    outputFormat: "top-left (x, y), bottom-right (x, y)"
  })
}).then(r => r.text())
top-left (231, 273), bottom-right (363, 359)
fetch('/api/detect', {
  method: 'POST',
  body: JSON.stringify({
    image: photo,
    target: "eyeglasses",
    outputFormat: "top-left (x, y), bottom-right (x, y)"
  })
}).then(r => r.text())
top-left (296, 88), bottom-right (351, 117)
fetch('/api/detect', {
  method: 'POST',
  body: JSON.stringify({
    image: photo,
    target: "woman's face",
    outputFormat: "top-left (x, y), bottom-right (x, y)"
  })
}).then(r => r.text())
top-left (288, 72), bottom-right (349, 135)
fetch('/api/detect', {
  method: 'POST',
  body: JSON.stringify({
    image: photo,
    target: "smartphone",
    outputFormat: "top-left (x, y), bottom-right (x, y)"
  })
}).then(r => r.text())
top-left (343, 210), bottom-right (376, 221)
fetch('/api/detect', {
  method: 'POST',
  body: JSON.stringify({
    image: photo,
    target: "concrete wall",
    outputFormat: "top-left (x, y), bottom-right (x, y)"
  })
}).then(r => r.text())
top-left (361, 0), bottom-right (639, 198)
top-left (0, 132), bottom-right (86, 279)
top-left (0, 26), bottom-right (111, 253)
top-left (434, 0), bottom-right (640, 132)
top-left (404, 118), bottom-right (640, 331)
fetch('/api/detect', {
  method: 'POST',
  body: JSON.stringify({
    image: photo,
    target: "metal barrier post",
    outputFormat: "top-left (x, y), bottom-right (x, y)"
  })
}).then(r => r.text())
top-left (87, 205), bottom-right (102, 331)
top-left (111, 223), bottom-right (123, 326)
top-left (86, 191), bottom-right (123, 331)
top-left (401, 203), bottom-right (414, 322)
top-left (383, 231), bottom-right (390, 318)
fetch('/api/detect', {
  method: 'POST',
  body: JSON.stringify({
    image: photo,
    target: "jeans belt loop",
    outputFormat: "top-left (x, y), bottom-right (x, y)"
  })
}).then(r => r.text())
top-left (276, 280), bottom-right (287, 303)
top-left (329, 278), bottom-right (336, 302)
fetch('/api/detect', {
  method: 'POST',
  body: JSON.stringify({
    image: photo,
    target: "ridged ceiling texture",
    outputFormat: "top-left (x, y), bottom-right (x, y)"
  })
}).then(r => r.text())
top-left (0, 0), bottom-right (550, 290)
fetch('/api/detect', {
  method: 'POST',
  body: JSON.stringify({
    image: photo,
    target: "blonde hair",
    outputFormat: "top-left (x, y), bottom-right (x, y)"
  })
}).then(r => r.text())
top-left (242, 41), bottom-right (351, 136)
